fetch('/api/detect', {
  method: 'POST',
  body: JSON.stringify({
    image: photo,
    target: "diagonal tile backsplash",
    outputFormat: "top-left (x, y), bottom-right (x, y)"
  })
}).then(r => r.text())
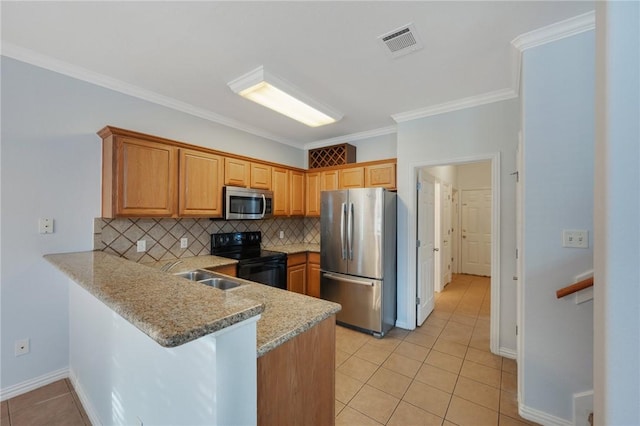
top-left (95, 217), bottom-right (320, 262)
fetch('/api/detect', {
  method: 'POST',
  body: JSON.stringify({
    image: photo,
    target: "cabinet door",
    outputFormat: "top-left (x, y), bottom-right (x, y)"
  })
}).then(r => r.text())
top-left (288, 264), bottom-right (307, 294)
top-left (209, 264), bottom-right (237, 277)
top-left (251, 163), bottom-right (272, 190)
top-left (224, 158), bottom-right (250, 187)
top-left (179, 149), bottom-right (224, 217)
top-left (339, 167), bottom-right (364, 189)
top-left (290, 170), bottom-right (305, 216)
top-left (115, 137), bottom-right (178, 217)
top-left (306, 252), bottom-right (321, 298)
top-left (305, 172), bottom-right (321, 217)
top-left (272, 167), bottom-right (289, 216)
top-left (321, 170), bottom-right (339, 191)
top-left (365, 163), bottom-right (396, 189)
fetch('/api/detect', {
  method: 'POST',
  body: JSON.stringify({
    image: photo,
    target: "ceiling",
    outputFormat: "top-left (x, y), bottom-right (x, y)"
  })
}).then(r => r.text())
top-left (1, 1), bottom-right (594, 149)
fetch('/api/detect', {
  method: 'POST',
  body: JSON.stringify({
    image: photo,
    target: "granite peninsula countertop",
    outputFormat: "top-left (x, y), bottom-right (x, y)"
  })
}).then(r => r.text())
top-left (142, 255), bottom-right (238, 274)
top-left (45, 250), bottom-right (340, 357)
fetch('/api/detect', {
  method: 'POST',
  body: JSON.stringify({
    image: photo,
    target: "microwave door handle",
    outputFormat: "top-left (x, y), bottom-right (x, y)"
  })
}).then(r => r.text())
top-left (261, 194), bottom-right (266, 218)
top-left (340, 202), bottom-right (347, 260)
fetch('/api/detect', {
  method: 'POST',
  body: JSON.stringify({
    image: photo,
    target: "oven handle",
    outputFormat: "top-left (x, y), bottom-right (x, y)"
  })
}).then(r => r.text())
top-left (261, 194), bottom-right (267, 218)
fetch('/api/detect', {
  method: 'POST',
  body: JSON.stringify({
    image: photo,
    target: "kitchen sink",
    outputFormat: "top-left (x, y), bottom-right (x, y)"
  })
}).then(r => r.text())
top-left (198, 278), bottom-right (242, 290)
top-left (174, 270), bottom-right (217, 281)
top-left (173, 269), bottom-right (243, 290)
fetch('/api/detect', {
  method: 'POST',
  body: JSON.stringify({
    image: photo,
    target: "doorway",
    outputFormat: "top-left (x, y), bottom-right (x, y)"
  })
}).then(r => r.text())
top-left (413, 154), bottom-right (500, 353)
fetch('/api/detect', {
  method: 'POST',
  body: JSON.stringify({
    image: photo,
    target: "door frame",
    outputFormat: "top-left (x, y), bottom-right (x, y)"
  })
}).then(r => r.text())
top-left (408, 152), bottom-right (501, 354)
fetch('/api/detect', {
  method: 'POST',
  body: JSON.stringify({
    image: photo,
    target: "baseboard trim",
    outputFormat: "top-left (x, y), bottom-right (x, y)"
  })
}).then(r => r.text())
top-left (0, 367), bottom-right (69, 401)
top-left (520, 402), bottom-right (572, 426)
top-left (499, 346), bottom-right (517, 359)
top-left (68, 368), bottom-right (101, 426)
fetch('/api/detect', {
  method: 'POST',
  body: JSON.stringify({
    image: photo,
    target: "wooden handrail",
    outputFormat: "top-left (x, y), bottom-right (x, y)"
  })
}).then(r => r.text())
top-left (556, 277), bottom-right (594, 299)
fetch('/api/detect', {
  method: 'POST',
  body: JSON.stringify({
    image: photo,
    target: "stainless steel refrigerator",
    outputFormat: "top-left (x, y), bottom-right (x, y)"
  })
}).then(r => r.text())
top-left (320, 188), bottom-right (397, 337)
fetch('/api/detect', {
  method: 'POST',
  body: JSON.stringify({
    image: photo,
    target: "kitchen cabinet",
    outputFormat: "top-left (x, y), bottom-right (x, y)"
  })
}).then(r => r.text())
top-left (250, 163), bottom-right (272, 190)
top-left (224, 157), bottom-right (250, 187)
top-left (289, 170), bottom-right (305, 216)
top-left (287, 253), bottom-right (307, 294)
top-left (339, 167), bottom-right (364, 189)
top-left (101, 133), bottom-right (178, 218)
top-left (208, 263), bottom-right (237, 277)
top-left (365, 162), bottom-right (396, 189)
top-left (306, 252), bottom-right (321, 298)
top-left (305, 172), bottom-right (321, 217)
top-left (178, 149), bottom-right (224, 217)
top-left (257, 315), bottom-right (335, 425)
top-left (272, 167), bottom-right (289, 216)
top-left (322, 170), bottom-right (339, 191)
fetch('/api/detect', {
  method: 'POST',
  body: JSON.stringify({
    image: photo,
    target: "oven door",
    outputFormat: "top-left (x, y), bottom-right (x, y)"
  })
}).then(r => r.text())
top-left (237, 257), bottom-right (286, 289)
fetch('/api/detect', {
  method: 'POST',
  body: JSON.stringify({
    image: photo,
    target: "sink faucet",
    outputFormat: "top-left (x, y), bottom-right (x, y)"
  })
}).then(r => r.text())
top-left (160, 260), bottom-right (183, 272)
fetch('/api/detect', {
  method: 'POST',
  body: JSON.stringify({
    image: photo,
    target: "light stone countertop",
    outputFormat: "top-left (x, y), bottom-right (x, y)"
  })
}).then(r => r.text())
top-left (45, 250), bottom-right (340, 356)
top-left (264, 243), bottom-right (320, 254)
top-left (142, 255), bottom-right (238, 274)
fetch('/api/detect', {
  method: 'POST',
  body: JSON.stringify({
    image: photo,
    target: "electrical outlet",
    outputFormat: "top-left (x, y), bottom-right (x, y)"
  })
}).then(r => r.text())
top-left (562, 229), bottom-right (589, 248)
top-left (279, 231), bottom-right (284, 239)
top-left (180, 238), bottom-right (188, 249)
top-left (38, 218), bottom-right (54, 234)
top-left (137, 240), bottom-right (146, 252)
top-left (15, 339), bottom-right (30, 356)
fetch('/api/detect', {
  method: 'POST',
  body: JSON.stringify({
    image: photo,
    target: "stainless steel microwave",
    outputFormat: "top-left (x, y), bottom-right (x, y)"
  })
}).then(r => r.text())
top-left (223, 186), bottom-right (273, 220)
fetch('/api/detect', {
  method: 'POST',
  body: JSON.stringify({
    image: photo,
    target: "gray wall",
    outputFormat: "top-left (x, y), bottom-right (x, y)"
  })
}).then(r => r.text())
top-left (521, 30), bottom-right (594, 422)
top-left (0, 57), bottom-right (305, 390)
top-left (396, 98), bottom-right (520, 354)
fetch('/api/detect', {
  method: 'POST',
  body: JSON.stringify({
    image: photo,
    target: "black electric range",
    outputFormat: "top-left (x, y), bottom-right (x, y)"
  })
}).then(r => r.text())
top-left (211, 231), bottom-right (287, 289)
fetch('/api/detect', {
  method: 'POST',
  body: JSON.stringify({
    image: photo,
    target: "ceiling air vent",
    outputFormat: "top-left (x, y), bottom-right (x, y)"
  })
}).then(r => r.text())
top-left (378, 23), bottom-right (423, 58)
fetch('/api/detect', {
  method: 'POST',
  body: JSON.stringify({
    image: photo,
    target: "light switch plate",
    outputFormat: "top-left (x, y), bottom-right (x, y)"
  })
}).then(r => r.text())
top-left (180, 238), bottom-right (188, 249)
top-left (562, 229), bottom-right (589, 248)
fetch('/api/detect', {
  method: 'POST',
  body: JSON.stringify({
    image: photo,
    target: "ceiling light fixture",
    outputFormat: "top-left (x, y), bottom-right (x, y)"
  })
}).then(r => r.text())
top-left (228, 66), bottom-right (342, 127)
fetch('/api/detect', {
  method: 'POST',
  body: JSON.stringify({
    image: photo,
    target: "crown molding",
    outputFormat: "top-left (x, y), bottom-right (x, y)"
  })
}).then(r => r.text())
top-left (391, 88), bottom-right (517, 123)
top-left (304, 125), bottom-right (396, 150)
top-left (511, 10), bottom-right (595, 52)
top-left (1, 42), bottom-right (300, 148)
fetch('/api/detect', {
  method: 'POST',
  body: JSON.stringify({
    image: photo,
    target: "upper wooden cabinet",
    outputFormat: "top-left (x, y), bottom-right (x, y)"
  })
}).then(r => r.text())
top-left (102, 134), bottom-right (178, 218)
top-left (272, 167), bottom-right (289, 216)
top-left (289, 170), bottom-right (305, 216)
top-left (179, 149), bottom-right (224, 217)
top-left (322, 170), bottom-right (339, 191)
top-left (305, 173), bottom-right (321, 217)
top-left (224, 158), bottom-right (250, 187)
top-left (250, 163), bottom-right (272, 190)
top-left (339, 167), bottom-right (364, 189)
top-left (365, 163), bottom-right (396, 189)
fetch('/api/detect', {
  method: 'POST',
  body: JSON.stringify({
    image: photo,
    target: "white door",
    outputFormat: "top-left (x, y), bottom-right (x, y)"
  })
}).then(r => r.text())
top-left (441, 183), bottom-right (452, 286)
top-left (416, 171), bottom-right (436, 325)
top-left (461, 189), bottom-right (492, 276)
top-left (452, 189), bottom-right (460, 274)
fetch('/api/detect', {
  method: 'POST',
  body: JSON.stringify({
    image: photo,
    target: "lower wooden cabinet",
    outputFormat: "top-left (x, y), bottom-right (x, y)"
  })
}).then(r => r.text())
top-left (287, 253), bottom-right (307, 294)
top-left (257, 315), bottom-right (335, 426)
top-left (306, 253), bottom-right (321, 298)
top-left (208, 263), bottom-right (237, 277)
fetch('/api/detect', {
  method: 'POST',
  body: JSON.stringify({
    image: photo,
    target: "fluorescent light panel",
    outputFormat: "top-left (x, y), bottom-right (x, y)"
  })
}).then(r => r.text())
top-left (228, 66), bottom-right (342, 127)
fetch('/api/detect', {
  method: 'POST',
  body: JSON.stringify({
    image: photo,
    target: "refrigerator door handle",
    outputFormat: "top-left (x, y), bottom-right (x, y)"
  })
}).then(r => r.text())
top-left (348, 202), bottom-right (354, 260)
top-left (340, 202), bottom-right (347, 260)
top-left (322, 272), bottom-right (374, 286)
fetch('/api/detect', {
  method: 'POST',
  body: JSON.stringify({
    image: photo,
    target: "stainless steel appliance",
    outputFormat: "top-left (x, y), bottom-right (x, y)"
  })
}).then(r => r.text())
top-left (211, 231), bottom-right (286, 289)
top-left (223, 186), bottom-right (273, 220)
top-left (320, 188), bottom-right (397, 337)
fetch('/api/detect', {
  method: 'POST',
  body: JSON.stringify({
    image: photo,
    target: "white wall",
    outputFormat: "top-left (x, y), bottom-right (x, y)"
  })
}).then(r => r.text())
top-left (396, 98), bottom-right (519, 354)
top-left (0, 57), bottom-right (305, 391)
top-left (424, 165), bottom-right (457, 188)
top-left (594, 2), bottom-right (640, 425)
top-left (520, 30), bottom-right (594, 423)
top-left (457, 161), bottom-right (491, 189)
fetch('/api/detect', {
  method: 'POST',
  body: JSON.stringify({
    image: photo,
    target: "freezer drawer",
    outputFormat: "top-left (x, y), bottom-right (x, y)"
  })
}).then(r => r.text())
top-left (321, 272), bottom-right (382, 334)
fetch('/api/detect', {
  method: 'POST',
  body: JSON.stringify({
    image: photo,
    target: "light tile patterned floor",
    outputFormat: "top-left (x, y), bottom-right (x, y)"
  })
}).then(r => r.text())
top-left (2, 379), bottom-right (89, 426)
top-left (335, 274), bottom-right (538, 426)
